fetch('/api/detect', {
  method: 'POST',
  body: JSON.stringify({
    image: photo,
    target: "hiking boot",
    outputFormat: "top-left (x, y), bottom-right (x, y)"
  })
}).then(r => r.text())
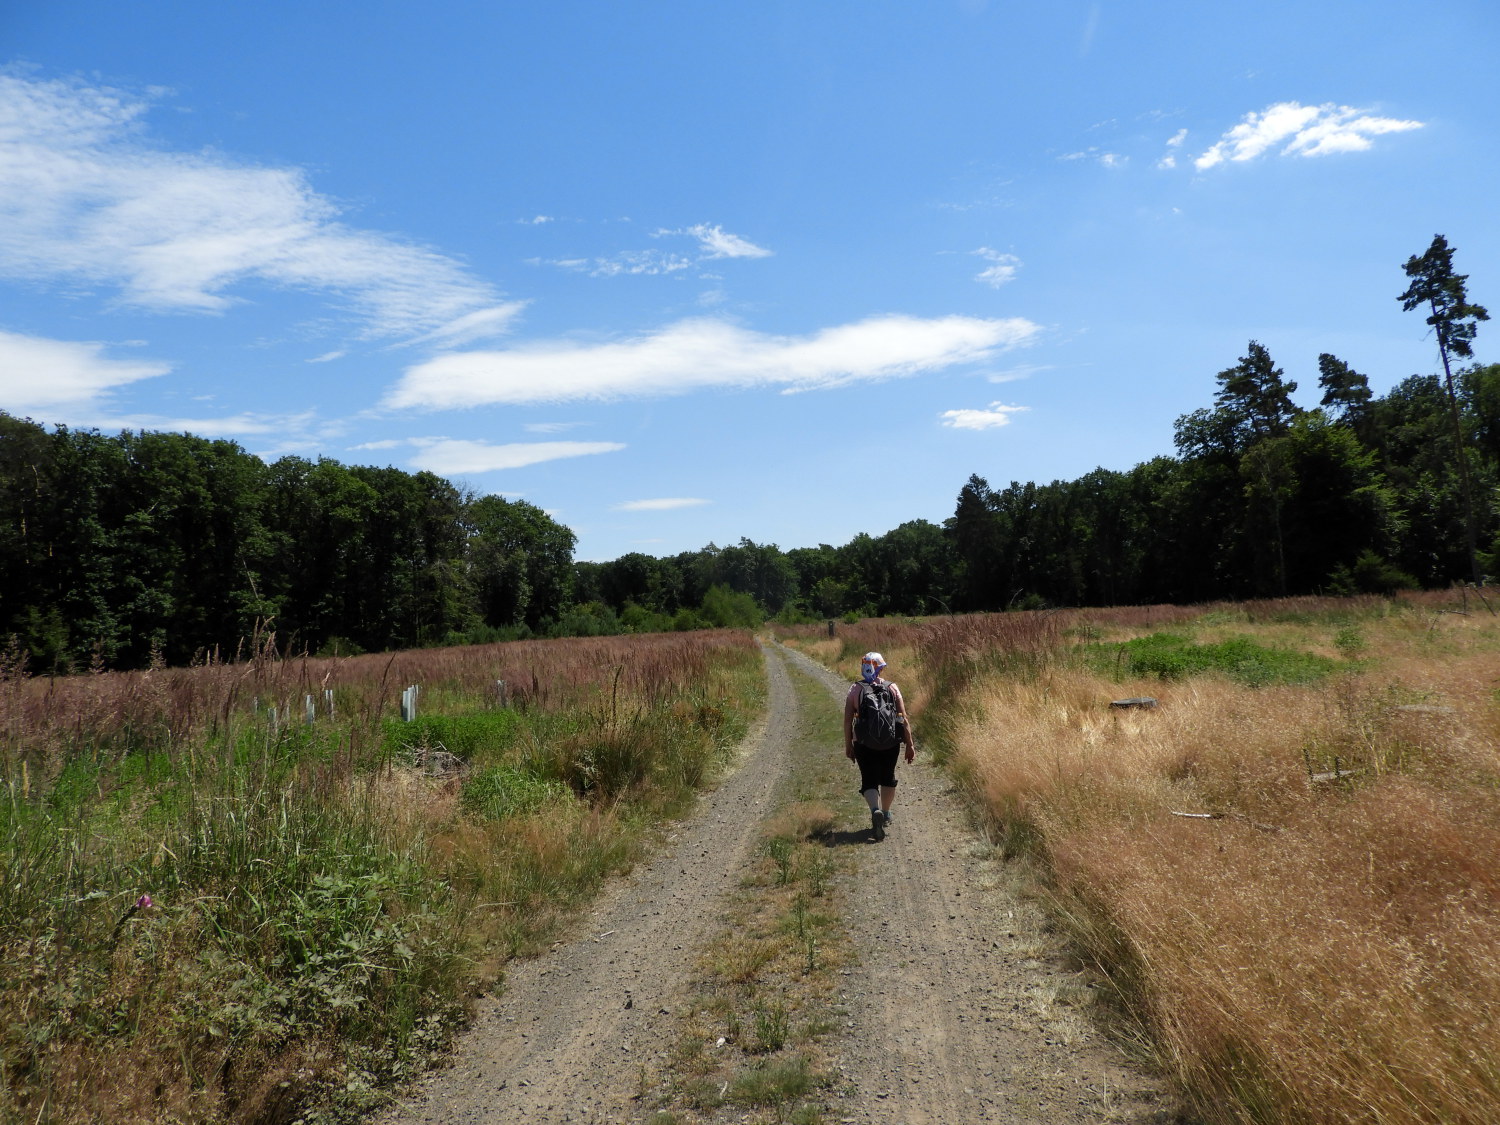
top-left (871, 808), bottom-right (885, 841)
top-left (883, 810), bottom-right (893, 828)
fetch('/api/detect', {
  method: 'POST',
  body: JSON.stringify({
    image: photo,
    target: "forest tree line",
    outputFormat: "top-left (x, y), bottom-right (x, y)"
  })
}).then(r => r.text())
top-left (1, 237), bottom-right (1493, 671)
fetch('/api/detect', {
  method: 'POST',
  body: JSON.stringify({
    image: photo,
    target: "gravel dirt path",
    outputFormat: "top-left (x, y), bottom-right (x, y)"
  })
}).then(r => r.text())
top-left (374, 641), bottom-right (1172, 1125)
top-left (778, 644), bottom-right (1168, 1125)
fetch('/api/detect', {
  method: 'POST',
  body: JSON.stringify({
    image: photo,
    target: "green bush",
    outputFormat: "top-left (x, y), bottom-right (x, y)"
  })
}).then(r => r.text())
top-left (620, 602), bottom-right (675, 634)
top-left (545, 600), bottom-right (623, 637)
top-left (1327, 551), bottom-right (1419, 596)
top-left (461, 765), bottom-right (568, 821)
top-left (1109, 633), bottom-right (1338, 687)
top-left (672, 607), bottom-right (708, 631)
top-left (700, 584), bottom-right (763, 628)
top-left (382, 710), bottom-right (521, 761)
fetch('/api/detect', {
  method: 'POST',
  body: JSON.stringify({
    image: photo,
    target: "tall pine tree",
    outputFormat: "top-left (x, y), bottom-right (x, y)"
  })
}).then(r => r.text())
top-left (1399, 235), bottom-right (1490, 584)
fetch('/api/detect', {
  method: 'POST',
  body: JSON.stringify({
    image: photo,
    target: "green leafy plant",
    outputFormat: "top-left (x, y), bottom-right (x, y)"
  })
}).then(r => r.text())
top-left (1106, 632), bottom-right (1338, 686)
top-left (461, 765), bottom-right (568, 821)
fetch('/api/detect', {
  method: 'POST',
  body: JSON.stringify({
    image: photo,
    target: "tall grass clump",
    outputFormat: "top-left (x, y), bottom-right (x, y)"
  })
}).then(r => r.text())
top-left (922, 593), bottom-right (1500, 1124)
top-left (0, 628), bottom-right (761, 1123)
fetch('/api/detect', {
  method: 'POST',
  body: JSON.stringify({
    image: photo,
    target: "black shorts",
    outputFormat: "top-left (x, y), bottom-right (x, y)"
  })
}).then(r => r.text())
top-left (852, 743), bottom-right (900, 791)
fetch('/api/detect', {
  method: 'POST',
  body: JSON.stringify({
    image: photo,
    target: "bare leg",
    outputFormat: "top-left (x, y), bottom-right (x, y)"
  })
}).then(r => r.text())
top-left (880, 785), bottom-right (896, 813)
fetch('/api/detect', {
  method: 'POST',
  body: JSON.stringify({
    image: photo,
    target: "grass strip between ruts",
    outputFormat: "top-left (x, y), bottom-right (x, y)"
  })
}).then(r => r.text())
top-left (644, 658), bottom-right (864, 1125)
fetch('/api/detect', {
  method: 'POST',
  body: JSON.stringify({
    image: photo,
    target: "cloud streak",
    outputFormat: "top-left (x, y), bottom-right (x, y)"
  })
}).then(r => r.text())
top-left (408, 438), bottom-right (626, 473)
top-left (0, 328), bottom-right (338, 447)
top-left (1059, 147), bottom-right (1122, 167)
top-left (939, 401), bottom-right (1027, 430)
top-left (0, 74), bottom-right (516, 341)
top-left (540, 223), bottom-right (772, 278)
top-left (680, 224), bottom-right (772, 260)
top-left (1195, 101), bottom-right (1423, 170)
top-left (385, 314), bottom-right (1040, 410)
top-left (972, 248), bottom-right (1020, 288)
top-left (0, 328), bottom-right (168, 414)
top-left (615, 497), bottom-right (710, 511)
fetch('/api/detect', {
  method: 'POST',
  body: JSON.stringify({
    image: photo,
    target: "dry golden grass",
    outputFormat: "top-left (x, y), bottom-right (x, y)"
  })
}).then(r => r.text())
top-left (938, 601), bottom-right (1500, 1125)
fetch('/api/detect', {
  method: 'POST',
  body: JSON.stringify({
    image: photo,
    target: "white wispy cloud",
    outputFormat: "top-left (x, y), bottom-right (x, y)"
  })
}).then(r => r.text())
top-left (407, 301), bottom-right (529, 347)
top-left (163, 410), bottom-right (320, 441)
top-left (541, 250), bottom-right (694, 277)
top-left (349, 439), bottom-right (403, 450)
top-left (0, 329), bottom-right (325, 438)
top-left (614, 497), bottom-right (710, 511)
top-left (972, 248), bottom-right (1020, 288)
top-left (0, 328), bottom-right (335, 440)
top-left (408, 438), bottom-right (626, 473)
top-left (1058, 147), bottom-right (1122, 168)
top-left (385, 314), bottom-right (1040, 410)
top-left (986, 363), bottom-right (1051, 383)
top-left (0, 328), bottom-right (169, 414)
top-left (1194, 101), bottom-right (1423, 170)
top-left (0, 73), bottom-right (515, 341)
top-left (543, 223), bottom-right (771, 278)
top-left (523, 421), bottom-right (585, 434)
top-left (590, 251), bottom-right (694, 277)
top-left (939, 402), bottom-right (1028, 430)
top-left (307, 350), bottom-right (346, 363)
top-left (1079, 2), bottom-right (1101, 56)
top-left (680, 224), bottom-right (772, 260)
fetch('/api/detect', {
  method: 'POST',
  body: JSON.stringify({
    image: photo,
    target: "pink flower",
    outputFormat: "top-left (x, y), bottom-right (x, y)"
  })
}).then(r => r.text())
top-left (137, 894), bottom-right (153, 910)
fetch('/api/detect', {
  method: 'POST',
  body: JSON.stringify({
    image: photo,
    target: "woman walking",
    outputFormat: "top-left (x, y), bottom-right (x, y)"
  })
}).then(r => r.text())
top-left (843, 651), bottom-right (915, 841)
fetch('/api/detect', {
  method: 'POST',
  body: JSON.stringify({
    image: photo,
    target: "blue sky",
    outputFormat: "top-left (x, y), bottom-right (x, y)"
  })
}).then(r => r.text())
top-left (2, 1), bottom-right (1496, 561)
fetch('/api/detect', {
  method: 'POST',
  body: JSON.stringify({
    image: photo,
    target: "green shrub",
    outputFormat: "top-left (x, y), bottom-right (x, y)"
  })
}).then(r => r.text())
top-left (1334, 624), bottom-right (1367, 659)
top-left (700, 585), bottom-right (763, 628)
top-left (545, 600), bottom-right (622, 637)
top-left (1108, 633), bottom-right (1338, 687)
top-left (620, 602), bottom-right (675, 634)
top-left (1327, 551), bottom-right (1419, 596)
top-left (382, 709), bottom-right (520, 761)
top-left (461, 765), bottom-right (568, 821)
top-left (672, 607), bottom-right (708, 631)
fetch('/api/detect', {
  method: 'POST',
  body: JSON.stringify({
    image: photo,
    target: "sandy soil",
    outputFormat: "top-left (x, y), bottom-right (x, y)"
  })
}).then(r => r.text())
top-left (373, 641), bottom-right (1173, 1125)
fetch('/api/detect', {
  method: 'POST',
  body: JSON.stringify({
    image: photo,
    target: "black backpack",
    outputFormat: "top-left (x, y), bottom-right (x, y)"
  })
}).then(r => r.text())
top-left (852, 681), bottom-right (902, 750)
